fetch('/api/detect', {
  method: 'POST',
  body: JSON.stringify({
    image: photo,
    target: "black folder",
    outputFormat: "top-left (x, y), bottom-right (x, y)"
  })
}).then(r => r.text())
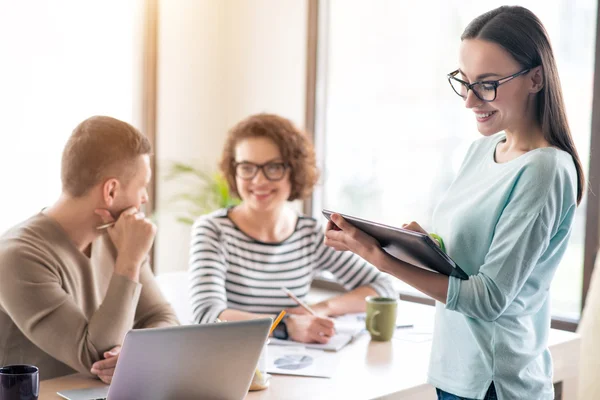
top-left (322, 209), bottom-right (469, 280)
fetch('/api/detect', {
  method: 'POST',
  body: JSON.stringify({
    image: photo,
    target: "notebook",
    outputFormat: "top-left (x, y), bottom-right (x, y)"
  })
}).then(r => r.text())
top-left (270, 332), bottom-right (353, 352)
top-left (268, 315), bottom-right (363, 351)
top-left (269, 313), bottom-right (412, 351)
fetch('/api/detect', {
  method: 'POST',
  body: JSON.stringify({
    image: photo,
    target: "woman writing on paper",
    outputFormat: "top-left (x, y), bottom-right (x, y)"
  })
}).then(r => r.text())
top-left (325, 6), bottom-right (583, 400)
top-left (188, 114), bottom-right (395, 344)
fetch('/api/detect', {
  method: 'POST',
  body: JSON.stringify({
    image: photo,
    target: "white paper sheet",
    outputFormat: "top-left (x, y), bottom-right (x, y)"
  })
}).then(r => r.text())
top-left (266, 345), bottom-right (338, 378)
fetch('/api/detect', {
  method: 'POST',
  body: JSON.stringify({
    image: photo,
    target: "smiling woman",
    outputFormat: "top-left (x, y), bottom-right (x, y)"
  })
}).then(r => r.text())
top-left (187, 113), bottom-right (395, 345)
top-left (220, 114), bottom-right (319, 203)
top-left (321, 5), bottom-right (582, 400)
top-left (315, 0), bottom-right (596, 321)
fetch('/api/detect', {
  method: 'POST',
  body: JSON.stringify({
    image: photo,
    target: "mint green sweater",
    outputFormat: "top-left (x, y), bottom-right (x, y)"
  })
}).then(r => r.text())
top-left (427, 133), bottom-right (578, 399)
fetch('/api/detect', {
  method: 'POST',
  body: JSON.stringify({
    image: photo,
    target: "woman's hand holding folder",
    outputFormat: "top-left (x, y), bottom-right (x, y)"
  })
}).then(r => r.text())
top-left (324, 213), bottom-right (381, 261)
top-left (324, 213), bottom-right (451, 304)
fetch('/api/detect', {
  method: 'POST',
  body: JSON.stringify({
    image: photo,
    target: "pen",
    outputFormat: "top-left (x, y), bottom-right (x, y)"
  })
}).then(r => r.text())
top-left (96, 222), bottom-right (115, 230)
top-left (280, 287), bottom-right (318, 316)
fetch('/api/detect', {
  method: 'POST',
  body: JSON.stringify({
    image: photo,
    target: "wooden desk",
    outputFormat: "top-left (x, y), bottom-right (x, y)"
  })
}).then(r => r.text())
top-left (40, 300), bottom-right (580, 400)
top-left (40, 374), bottom-right (105, 399)
top-left (40, 335), bottom-right (434, 400)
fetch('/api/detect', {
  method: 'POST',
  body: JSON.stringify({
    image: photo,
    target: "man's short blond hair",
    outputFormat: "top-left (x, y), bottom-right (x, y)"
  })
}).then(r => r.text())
top-left (61, 116), bottom-right (152, 197)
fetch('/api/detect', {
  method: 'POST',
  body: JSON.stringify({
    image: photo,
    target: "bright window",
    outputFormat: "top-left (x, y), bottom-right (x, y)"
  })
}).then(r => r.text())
top-left (0, 0), bottom-right (136, 234)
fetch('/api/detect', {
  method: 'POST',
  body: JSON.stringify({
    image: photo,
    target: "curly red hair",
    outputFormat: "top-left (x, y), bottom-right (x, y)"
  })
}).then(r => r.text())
top-left (220, 114), bottom-right (319, 201)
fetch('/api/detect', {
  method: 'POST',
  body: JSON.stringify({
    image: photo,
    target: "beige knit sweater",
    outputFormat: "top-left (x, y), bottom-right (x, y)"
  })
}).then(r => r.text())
top-left (0, 213), bottom-right (179, 380)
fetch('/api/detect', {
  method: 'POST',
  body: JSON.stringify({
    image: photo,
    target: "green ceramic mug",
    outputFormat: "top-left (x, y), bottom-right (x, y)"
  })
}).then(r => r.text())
top-left (365, 296), bottom-right (398, 341)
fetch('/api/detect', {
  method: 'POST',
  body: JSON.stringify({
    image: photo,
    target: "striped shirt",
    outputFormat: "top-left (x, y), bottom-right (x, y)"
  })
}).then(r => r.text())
top-left (188, 208), bottom-right (395, 324)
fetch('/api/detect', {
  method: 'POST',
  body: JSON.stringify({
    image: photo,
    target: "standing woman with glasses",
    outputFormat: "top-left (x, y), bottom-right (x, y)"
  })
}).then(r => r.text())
top-left (188, 113), bottom-right (394, 343)
top-left (324, 6), bottom-right (583, 400)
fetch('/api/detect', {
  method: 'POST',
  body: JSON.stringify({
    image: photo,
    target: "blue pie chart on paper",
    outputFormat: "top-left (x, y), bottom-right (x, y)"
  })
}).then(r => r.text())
top-left (274, 354), bottom-right (313, 370)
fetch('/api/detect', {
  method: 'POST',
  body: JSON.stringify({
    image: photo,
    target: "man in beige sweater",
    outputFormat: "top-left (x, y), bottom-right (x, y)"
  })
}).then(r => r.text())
top-left (0, 116), bottom-right (179, 383)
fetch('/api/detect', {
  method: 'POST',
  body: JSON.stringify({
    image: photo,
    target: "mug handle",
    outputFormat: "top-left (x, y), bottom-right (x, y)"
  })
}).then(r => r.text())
top-left (366, 310), bottom-right (381, 337)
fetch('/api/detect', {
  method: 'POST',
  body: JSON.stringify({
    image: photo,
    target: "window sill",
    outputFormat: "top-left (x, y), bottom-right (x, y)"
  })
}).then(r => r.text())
top-left (311, 276), bottom-right (579, 332)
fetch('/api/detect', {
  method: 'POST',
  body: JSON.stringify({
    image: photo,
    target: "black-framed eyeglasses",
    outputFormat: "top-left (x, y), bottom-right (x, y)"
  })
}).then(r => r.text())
top-left (447, 68), bottom-right (531, 102)
top-left (234, 161), bottom-right (289, 181)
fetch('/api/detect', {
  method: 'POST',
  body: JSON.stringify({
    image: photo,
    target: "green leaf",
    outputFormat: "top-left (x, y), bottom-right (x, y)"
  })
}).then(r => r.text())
top-left (163, 161), bottom-right (239, 226)
top-left (165, 162), bottom-right (212, 183)
top-left (176, 216), bottom-right (196, 226)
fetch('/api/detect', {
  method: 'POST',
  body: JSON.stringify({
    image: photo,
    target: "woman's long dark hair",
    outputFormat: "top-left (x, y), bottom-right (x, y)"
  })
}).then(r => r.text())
top-left (462, 6), bottom-right (585, 205)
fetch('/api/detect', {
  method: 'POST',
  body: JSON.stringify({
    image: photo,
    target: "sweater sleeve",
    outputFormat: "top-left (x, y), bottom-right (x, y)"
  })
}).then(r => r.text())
top-left (314, 224), bottom-right (396, 298)
top-left (188, 217), bottom-right (228, 324)
top-left (445, 154), bottom-right (576, 321)
top-left (0, 247), bottom-right (142, 375)
top-left (133, 261), bottom-right (180, 329)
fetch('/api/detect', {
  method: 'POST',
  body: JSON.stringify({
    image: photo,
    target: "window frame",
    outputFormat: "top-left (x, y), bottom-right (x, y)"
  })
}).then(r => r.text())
top-left (139, 0), bottom-right (159, 272)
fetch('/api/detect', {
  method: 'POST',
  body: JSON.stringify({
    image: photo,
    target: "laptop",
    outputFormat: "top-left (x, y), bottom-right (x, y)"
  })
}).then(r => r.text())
top-left (322, 209), bottom-right (469, 280)
top-left (58, 319), bottom-right (271, 400)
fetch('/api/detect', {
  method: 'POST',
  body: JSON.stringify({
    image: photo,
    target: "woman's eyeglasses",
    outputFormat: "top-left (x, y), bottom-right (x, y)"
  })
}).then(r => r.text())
top-left (234, 161), bottom-right (289, 181)
top-left (447, 68), bottom-right (531, 102)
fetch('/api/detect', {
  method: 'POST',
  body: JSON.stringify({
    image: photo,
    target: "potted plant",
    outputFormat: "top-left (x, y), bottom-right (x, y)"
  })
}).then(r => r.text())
top-left (165, 162), bottom-right (240, 225)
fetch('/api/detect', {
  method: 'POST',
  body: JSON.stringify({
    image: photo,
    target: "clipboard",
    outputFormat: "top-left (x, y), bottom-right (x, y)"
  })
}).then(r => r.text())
top-left (322, 209), bottom-right (469, 280)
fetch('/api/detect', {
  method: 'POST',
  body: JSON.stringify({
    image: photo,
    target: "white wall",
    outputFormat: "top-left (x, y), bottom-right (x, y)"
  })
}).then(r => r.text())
top-left (222, 1), bottom-right (308, 127)
top-left (155, 0), bottom-right (308, 273)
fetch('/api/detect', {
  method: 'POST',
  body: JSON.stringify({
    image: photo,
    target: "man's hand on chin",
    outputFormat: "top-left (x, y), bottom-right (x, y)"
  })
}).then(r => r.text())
top-left (90, 345), bottom-right (121, 384)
